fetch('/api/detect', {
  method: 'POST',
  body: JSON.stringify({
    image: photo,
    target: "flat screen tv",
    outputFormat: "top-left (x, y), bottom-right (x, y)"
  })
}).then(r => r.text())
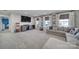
top-left (21, 16), bottom-right (31, 22)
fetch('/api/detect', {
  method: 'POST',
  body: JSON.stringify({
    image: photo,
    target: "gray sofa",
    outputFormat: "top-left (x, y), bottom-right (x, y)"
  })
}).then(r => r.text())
top-left (46, 27), bottom-right (79, 46)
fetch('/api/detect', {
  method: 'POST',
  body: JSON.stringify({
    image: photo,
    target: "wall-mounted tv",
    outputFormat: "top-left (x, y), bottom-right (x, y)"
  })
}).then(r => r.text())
top-left (21, 16), bottom-right (31, 22)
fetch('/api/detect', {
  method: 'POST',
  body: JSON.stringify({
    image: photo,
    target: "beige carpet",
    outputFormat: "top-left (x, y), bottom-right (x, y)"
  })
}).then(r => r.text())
top-left (43, 38), bottom-right (79, 49)
top-left (0, 30), bottom-right (69, 49)
top-left (0, 30), bottom-right (50, 49)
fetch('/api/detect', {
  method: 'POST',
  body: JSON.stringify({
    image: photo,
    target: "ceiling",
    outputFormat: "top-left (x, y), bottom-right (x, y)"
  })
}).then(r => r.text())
top-left (0, 10), bottom-right (70, 17)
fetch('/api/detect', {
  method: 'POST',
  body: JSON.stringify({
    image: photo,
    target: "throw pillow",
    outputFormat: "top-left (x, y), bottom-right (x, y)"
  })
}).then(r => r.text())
top-left (69, 28), bottom-right (75, 34)
top-left (74, 32), bottom-right (79, 40)
top-left (74, 28), bottom-right (79, 35)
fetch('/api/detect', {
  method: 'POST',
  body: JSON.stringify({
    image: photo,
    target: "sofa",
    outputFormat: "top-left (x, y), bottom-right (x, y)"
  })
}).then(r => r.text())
top-left (66, 28), bottom-right (79, 45)
top-left (66, 33), bottom-right (78, 45)
top-left (46, 27), bottom-right (79, 46)
top-left (46, 30), bottom-right (67, 41)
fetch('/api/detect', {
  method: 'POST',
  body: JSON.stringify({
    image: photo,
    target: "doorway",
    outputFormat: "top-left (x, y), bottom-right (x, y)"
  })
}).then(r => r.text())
top-left (1, 17), bottom-right (9, 32)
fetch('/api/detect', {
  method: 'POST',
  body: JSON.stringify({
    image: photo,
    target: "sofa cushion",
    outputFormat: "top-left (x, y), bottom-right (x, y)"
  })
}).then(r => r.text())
top-left (57, 27), bottom-right (64, 31)
top-left (64, 27), bottom-right (71, 32)
top-left (46, 30), bottom-right (66, 38)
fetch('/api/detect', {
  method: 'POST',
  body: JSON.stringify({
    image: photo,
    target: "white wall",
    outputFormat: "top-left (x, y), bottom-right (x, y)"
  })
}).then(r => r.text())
top-left (31, 17), bottom-right (35, 25)
top-left (9, 14), bottom-right (21, 32)
top-left (35, 17), bottom-right (42, 29)
top-left (9, 14), bottom-right (35, 32)
top-left (75, 10), bottom-right (79, 28)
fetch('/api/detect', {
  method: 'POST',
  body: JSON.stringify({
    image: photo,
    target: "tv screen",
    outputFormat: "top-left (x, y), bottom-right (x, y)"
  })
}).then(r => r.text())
top-left (21, 16), bottom-right (31, 22)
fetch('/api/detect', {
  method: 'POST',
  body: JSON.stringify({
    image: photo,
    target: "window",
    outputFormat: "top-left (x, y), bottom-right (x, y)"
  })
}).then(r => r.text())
top-left (58, 14), bottom-right (69, 27)
top-left (45, 21), bottom-right (50, 26)
top-left (43, 20), bottom-right (51, 28)
top-left (58, 19), bottom-right (69, 27)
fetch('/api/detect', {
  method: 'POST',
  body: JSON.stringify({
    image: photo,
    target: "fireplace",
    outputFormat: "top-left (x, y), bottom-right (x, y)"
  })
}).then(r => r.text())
top-left (21, 25), bottom-right (35, 32)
